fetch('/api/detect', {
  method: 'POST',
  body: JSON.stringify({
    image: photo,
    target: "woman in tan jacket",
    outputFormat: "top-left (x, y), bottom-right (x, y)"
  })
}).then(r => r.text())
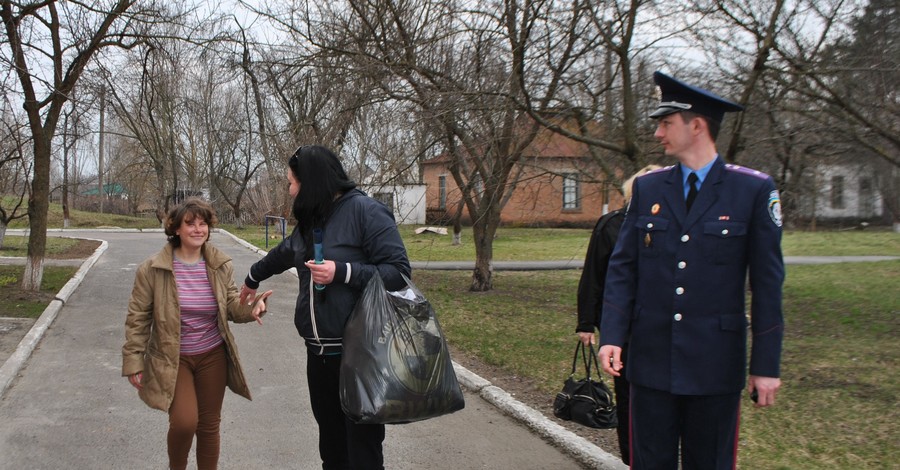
top-left (122, 198), bottom-right (271, 470)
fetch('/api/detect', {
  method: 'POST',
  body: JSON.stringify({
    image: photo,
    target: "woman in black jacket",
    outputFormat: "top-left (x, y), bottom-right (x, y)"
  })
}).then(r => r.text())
top-left (240, 145), bottom-right (411, 470)
top-left (575, 164), bottom-right (659, 465)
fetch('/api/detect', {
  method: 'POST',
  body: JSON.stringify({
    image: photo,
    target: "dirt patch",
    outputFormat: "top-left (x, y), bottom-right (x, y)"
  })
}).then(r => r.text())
top-left (0, 238), bottom-right (101, 260)
top-left (449, 345), bottom-right (623, 462)
top-left (1, 288), bottom-right (57, 304)
top-left (47, 238), bottom-right (102, 259)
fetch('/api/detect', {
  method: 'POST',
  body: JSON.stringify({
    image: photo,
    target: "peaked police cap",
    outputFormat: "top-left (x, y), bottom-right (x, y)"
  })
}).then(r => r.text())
top-left (649, 71), bottom-right (744, 124)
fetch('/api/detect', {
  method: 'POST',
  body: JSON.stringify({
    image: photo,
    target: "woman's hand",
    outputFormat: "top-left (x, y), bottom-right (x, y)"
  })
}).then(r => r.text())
top-left (128, 372), bottom-right (143, 391)
top-left (305, 259), bottom-right (336, 286)
top-left (240, 283), bottom-right (258, 306)
top-left (251, 290), bottom-right (274, 325)
top-left (577, 331), bottom-right (595, 346)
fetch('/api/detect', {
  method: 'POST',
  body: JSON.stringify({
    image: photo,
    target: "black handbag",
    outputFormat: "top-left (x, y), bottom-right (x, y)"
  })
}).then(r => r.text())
top-left (553, 341), bottom-right (618, 429)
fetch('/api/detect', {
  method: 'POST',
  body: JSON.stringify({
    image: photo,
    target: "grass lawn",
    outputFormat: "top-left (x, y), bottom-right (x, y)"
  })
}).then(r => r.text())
top-left (229, 224), bottom-right (900, 260)
top-left (414, 259), bottom-right (899, 469)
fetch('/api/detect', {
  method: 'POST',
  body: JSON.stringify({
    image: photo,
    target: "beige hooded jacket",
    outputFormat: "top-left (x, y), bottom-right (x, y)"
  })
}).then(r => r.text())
top-left (122, 242), bottom-right (255, 411)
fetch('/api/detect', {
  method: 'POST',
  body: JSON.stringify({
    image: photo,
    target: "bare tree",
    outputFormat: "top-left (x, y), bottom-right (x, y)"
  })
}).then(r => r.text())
top-left (58, 88), bottom-right (98, 228)
top-left (0, 100), bottom-right (29, 247)
top-left (281, 0), bottom-right (612, 290)
top-left (0, 0), bottom-right (160, 290)
top-left (104, 33), bottom-right (190, 223)
top-left (187, 52), bottom-right (265, 227)
top-left (701, 0), bottom-right (898, 228)
top-left (785, 0), bottom-right (900, 229)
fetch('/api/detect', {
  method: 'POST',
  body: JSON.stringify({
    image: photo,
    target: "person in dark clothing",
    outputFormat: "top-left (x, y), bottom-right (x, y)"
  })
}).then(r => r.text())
top-left (575, 165), bottom-right (660, 465)
top-left (239, 145), bottom-right (411, 470)
top-left (600, 72), bottom-right (784, 470)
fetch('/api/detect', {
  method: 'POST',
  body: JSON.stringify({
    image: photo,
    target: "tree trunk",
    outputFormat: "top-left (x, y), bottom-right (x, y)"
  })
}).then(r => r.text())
top-left (451, 200), bottom-right (464, 246)
top-left (22, 136), bottom-right (51, 291)
top-left (62, 142), bottom-right (70, 228)
top-left (469, 216), bottom-right (498, 292)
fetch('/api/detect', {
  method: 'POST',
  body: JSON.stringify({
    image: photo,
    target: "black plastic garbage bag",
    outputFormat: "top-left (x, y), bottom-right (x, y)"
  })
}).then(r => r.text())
top-left (340, 274), bottom-right (465, 424)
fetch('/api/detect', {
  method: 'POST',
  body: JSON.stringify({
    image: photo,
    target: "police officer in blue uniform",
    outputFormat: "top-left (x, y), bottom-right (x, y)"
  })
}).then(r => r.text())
top-left (598, 71), bottom-right (785, 470)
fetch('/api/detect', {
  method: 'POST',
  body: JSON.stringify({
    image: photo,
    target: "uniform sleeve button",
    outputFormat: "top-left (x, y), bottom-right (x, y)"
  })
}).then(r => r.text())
top-left (647, 223), bottom-right (654, 229)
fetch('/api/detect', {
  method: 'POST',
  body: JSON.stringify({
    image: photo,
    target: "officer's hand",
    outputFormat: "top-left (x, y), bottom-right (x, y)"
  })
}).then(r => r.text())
top-left (598, 344), bottom-right (622, 376)
top-left (748, 375), bottom-right (781, 407)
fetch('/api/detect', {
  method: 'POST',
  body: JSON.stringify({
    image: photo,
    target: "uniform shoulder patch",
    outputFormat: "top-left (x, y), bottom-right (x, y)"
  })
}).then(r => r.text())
top-left (768, 190), bottom-right (783, 227)
top-left (724, 163), bottom-right (770, 180)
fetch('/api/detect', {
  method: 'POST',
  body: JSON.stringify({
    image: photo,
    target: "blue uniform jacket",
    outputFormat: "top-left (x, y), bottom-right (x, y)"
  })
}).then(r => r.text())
top-left (600, 157), bottom-right (784, 395)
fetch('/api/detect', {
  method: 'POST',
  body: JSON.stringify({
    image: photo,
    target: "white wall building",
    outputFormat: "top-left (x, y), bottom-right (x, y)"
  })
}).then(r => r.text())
top-left (808, 163), bottom-right (883, 221)
top-left (360, 184), bottom-right (427, 225)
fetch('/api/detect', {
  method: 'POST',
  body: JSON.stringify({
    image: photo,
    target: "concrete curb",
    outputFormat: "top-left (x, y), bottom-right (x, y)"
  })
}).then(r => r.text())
top-left (0, 237), bottom-right (108, 399)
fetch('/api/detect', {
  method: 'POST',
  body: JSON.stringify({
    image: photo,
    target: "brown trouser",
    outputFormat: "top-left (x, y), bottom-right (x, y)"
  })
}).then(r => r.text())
top-left (168, 344), bottom-right (227, 470)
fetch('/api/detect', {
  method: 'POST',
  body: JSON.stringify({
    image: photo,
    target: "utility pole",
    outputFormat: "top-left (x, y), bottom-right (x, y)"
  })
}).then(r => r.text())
top-left (98, 88), bottom-right (105, 213)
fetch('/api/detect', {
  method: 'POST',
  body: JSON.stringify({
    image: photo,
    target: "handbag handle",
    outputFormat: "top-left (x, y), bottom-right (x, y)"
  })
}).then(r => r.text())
top-left (568, 341), bottom-right (604, 380)
top-left (585, 343), bottom-right (604, 381)
top-left (568, 341), bottom-right (612, 388)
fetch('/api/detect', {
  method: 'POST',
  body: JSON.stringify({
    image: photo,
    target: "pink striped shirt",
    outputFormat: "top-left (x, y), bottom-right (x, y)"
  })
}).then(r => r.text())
top-left (174, 257), bottom-right (223, 355)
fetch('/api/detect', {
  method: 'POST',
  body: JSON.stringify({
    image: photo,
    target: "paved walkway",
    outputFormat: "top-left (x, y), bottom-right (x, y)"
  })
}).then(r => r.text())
top-left (0, 230), bottom-right (624, 470)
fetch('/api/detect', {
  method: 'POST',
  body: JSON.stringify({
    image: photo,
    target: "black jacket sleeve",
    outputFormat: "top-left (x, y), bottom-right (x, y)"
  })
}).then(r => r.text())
top-left (244, 225), bottom-right (302, 288)
top-left (575, 210), bottom-right (624, 333)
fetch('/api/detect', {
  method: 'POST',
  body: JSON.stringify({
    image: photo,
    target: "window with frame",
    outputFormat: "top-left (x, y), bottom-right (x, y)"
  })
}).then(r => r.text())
top-left (562, 174), bottom-right (580, 210)
top-left (831, 176), bottom-right (845, 209)
top-left (859, 177), bottom-right (873, 215)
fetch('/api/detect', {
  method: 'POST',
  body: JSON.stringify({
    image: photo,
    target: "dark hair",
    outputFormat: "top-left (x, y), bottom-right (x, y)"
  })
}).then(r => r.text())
top-left (164, 197), bottom-right (217, 247)
top-left (680, 111), bottom-right (720, 141)
top-left (288, 145), bottom-right (356, 241)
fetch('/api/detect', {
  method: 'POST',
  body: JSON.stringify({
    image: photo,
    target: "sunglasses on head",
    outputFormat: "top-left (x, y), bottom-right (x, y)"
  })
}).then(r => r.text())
top-left (289, 145), bottom-right (307, 166)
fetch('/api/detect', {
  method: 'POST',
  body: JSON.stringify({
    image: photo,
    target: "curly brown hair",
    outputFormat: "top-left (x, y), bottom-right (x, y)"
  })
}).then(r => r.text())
top-left (164, 198), bottom-right (218, 247)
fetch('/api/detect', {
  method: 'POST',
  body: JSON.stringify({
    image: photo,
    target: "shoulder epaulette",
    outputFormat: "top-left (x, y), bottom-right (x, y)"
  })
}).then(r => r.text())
top-left (638, 165), bottom-right (674, 178)
top-left (724, 163), bottom-right (770, 180)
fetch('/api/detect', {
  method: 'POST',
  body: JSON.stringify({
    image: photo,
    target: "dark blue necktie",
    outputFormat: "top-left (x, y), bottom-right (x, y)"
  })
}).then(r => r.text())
top-left (686, 172), bottom-right (699, 212)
